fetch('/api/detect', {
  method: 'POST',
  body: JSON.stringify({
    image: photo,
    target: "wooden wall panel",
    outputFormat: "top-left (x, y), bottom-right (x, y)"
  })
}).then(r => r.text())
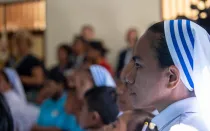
top-left (0, 0), bottom-right (45, 31)
top-left (0, 5), bottom-right (3, 31)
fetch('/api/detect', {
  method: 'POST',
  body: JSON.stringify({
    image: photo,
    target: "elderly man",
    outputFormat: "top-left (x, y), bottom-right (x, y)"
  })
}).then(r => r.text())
top-left (121, 20), bottom-right (210, 131)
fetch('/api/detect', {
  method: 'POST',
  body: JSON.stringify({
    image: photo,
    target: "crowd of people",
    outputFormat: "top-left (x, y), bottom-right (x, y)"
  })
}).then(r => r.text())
top-left (0, 19), bottom-right (210, 131)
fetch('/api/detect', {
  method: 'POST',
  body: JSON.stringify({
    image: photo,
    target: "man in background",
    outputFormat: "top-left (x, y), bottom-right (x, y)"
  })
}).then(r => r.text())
top-left (80, 25), bottom-right (95, 41)
top-left (116, 28), bottom-right (138, 78)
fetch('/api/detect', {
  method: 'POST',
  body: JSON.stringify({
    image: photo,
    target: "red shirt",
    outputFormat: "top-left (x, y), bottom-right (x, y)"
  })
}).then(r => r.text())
top-left (99, 59), bottom-right (114, 76)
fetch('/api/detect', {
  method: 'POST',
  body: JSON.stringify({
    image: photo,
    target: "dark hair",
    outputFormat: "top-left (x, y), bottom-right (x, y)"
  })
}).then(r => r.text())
top-left (84, 87), bottom-right (119, 125)
top-left (89, 40), bottom-right (108, 57)
top-left (148, 22), bottom-right (174, 68)
top-left (73, 35), bottom-right (88, 45)
top-left (58, 44), bottom-right (72, 55)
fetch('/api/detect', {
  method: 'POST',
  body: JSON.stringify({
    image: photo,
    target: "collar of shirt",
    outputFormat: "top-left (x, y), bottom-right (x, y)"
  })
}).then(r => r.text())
top-left (151, 97), bottom-right (200, 130)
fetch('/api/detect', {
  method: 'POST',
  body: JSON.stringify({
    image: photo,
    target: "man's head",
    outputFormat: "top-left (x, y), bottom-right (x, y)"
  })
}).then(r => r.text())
top-left (79, 87), bottom-right (119, 129)
top-left (57, 44), bottom-right (71, 65)
top-left (81, 25), bottom-right (95, 41)
top-left (87, 40), bottom-right (108, 60)
top-left (126, 28), bottom-right (138, 48)
top-left (72, 36), bottom-right (88, 56)
top-left (13, 30), bottom-right (33, 56)
top-left (121, 22), bottom-right (192, 110)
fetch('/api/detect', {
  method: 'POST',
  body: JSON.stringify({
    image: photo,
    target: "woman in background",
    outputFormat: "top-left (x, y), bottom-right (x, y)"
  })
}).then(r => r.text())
top-left (49, 44), bottom-right (72, 85)
top-left (13, 30), bottom-right (45, 102)
top-left (116, 28), bottom-right (138, 78)
top-left (86, 41), bottom-right (113, 75)
top-left (74, 65), bottom-right (116, 100)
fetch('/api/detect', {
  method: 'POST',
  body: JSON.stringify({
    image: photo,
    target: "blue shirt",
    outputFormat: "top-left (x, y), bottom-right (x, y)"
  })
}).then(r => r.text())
top-left (37, 94), bottom-right (84, 131)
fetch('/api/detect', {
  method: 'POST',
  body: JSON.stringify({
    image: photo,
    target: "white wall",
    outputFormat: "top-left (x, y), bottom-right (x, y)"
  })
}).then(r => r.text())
top-left (46, 0), bottom-right (161, 68)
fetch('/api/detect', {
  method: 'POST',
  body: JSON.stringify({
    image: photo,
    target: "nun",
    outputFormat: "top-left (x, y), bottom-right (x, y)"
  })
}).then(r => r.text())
top-left (121, 19), bottom-right (210, 130)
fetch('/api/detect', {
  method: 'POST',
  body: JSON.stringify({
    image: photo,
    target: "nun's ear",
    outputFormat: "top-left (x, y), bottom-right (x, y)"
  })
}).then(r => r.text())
top-left (167, 65), bottom-right (180, 89)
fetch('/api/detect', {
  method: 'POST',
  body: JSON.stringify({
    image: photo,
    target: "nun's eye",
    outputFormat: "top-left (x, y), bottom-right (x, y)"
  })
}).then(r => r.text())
top-left (135, 62), bottom-right (142, 68)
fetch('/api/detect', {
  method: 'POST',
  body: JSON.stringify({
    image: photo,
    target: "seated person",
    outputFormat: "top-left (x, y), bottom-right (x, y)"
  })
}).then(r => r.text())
top-left (0, 93), bottom-right (14, 131)
top-left (0, 68), bottom-right (39, 131)
top-left (49, 44), bottom-right (72, 85)
top-left (65, 65), bottom-right (116, 124)
top-left (75, 64), bottom-right (116, 100)
top-left (32, 78), bottom-right (80, 131)
top-left (79, 86), bottom-right (119, 131)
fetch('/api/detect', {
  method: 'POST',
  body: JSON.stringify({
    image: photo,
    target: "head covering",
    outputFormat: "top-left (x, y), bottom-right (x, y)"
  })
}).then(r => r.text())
top-left (89, 65), bottom-right (116, 87)
top-left (4, 68), bottom-right (26, 102)
top-left (164, 19), bottom-right (210, 129)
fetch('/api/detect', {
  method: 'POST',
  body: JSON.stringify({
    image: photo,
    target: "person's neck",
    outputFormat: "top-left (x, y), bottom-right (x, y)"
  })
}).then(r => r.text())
top-left (155, 87), bottom-right (193, 112)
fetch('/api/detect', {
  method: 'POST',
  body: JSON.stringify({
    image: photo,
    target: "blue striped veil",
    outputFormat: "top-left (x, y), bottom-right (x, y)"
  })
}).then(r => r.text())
top-left (89, 65), bottom-right (116, 88)
top-left (164, 19), bottom-right (210, 129)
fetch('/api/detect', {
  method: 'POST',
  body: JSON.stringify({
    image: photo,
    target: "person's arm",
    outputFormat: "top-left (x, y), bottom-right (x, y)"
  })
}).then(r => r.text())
top-left (21, 66), bottom-right (44, 85)
top-left (31, 125), bottom-right (61, 131)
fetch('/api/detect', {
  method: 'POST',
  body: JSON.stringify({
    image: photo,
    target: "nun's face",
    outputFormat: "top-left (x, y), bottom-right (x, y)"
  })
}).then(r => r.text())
top-left (121, 31), bottom-right (169, 109)
top-left (75, 71), bottom-right (94, 99)
top-left (0, 73), bottom-right (8, 92)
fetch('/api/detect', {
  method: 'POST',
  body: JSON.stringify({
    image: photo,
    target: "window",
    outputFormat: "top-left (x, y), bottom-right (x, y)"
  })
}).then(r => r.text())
top-left (0, 0), bottom-right (46, 31)
top-left (162, 0), bottom-right (210, 20)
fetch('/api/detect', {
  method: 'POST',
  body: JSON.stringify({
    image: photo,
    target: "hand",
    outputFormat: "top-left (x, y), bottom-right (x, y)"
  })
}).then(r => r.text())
top-left (36, 80), bottom-right (62, 104)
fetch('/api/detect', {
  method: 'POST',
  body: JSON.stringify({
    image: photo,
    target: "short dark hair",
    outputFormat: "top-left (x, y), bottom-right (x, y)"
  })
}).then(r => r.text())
top-left (89, 40), bottom-right (108, 57)
top-left (58, 44), bottom-right (72, 55)
top-left (73, 35), bottom-right (88, 45)
top-left (148, 22), bottom-right (174, 68)
top-left (84, 87), bottom-right (119, 125)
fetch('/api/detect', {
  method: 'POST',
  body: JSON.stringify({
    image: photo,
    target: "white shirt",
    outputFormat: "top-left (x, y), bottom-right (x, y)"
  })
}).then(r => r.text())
top-left (152, 97), bottom-right (208, 131)
top-left (124, 48), bottom-right (132, 65)
top-left (3, 90), bottom-right (39, 131)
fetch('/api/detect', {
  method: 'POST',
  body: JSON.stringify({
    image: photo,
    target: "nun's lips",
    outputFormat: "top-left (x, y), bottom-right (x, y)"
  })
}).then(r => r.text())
top-left (129, 92), bottom-right (136, 96)
top-left (119, 99), bottom-right (126, 104)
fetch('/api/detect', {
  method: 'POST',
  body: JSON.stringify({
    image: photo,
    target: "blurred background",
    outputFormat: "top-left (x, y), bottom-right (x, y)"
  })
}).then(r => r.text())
top-left (0, 0), bottom-right (209, 69)
top-left (0, 0), bottom-right (209, 131)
